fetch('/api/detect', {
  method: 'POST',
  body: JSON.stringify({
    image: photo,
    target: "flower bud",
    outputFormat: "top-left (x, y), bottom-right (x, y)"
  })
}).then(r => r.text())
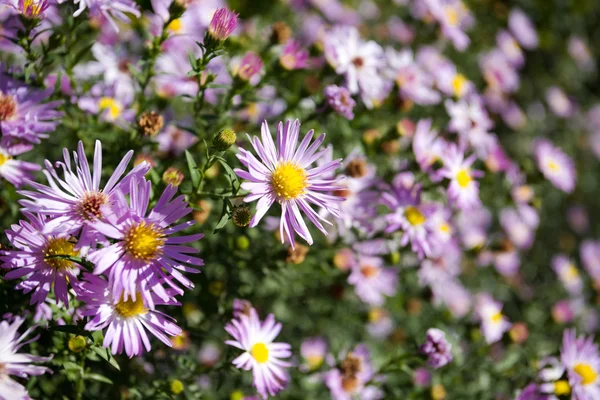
top-left (138, 111), bottom-right (164, 137)
top-left (208, 8), bottom-right (239, 41)
top-left (68, 335), bottom-right (87, 353)
top-left (170, 379), bottom-right (184, 395)
top-left (163, 167), bottom-right (184, 186)
top-left (237, 52), bottom-right (263, 81)
top-left (236, 235), bottom-right (250, 250)
top-left (232, 205), bottom-right (252, 227)
top-left (213, 128), bottom-right (237, 151)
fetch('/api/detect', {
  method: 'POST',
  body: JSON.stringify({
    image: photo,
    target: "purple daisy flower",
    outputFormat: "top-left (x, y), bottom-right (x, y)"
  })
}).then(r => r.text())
top-left (77, 274), bottom-right (182, 358)
top-left (420, 328), bottom-right (453, 369)
top-left (19, 140), bottom-right (150, 245)
top-left (235, 119), bottom-right (344, 247)
top-left (1, 212), bottom-right (80, 306)
top-left (71, 0), bottom-right (141, 31)
top-left (324, 85), bottom-right (356, 120)
top-left (440, 144), bottom-right (483, 210)
top-left (348, 255), bottom-right (398, 306)
top-left (279, 39), bottom-right (309, 71)
top-left (0, 316), bottom-right (51, 400)
top-left (475, 293), bottom-right (511, 344)
top-left (0, 140), bottom-right (40, 188)
top-left (0, 72), bottom-right (62, 145)
top-left (533, 138), bottom-right (576, 193)
top-left (225, 308), bottom-right (292, 399)
top-left (560, 329), bottom-right (600, 398)
top-left (88, 176), bottom-right (203, 309)
top-left (300, 337), bottom-right (327, 371)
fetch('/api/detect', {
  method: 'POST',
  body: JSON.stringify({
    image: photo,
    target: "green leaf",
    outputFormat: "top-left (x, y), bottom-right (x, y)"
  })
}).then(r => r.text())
top-left (92, 346), bottom-right (121, 371)
top-left (185, 150), bottom-right (201, 189)
top-left (85, 373), bottom-right (113, 385)
top-left (214, 156), bottom-right (240, 194)
top-left (213, 199), bottom-right (232, 234)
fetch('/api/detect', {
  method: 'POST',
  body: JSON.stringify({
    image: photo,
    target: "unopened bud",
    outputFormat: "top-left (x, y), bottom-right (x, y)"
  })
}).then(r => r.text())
top-left (68, 335), bottom-right (87, 353)
top-left (213, 128), bottom-right (237, 151)
top-left (170, 379), bottom-right (184, 394)
top-left (163, 167), bottom-right (184, 186)
top-left (208, 8), bottom-right (238, 41)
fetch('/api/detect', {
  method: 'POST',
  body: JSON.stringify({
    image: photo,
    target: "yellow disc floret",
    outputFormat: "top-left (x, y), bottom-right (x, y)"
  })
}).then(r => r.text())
top-left (98, 97), bottom-right (122, 120)
top-left (574, 363), bottom-right (598, 385)
top-left (405, 206), bottom-right (426, 226)
top-left (44, 238), bottom-right (78, 270)
top-left (554, 380), bottom-right (570, 395)
top-left (271, 161), bottom-right (308, 200)
top-left (124, 221), bottom-right (165, 261)
top-left (114, 294), bottom-right (147, 318)
top-left (456, 169), bottom-right (472, 188)
top-left (251, 342), bottom-right (269, 363)
top-left (0, 152), bottom-right (11, 167)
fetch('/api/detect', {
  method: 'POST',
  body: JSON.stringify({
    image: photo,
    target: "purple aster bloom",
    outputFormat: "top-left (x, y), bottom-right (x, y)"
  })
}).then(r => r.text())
top-left (19, 140), bottom-right (150, 245)
top-left (412, 119), bottom-right (445, 176)
top-left (0, 73), bottom-right (62, 145)
top-left (499, 205), bottom-right (538, 250)
top-left (88, 176), bottom-right (204, 309)
top-left (324, 26), bottom-right (388, 109)
top-left (386, 47), bottom-right (441, 105)
top-left (348, 255), bottom-right (397, 306)
top-left (70, 0), bottom-right (141, 31)
top-left (533, 138), bottom-right (576, 193)
top-left (382, 173), bottom-right (436, 258)
top-left (208, 7), bottom-right (238, 41)
top-left (1, 212), bottom-right (80, 306)
top-left (235, 119), bottom-right (344, 247)
top-left (440, 144), bottom-right (483, 210)
top-left (324, 344), bottom-right (384, 400)
top-left (300, 336), bottom-right (327, 371)
top-left (156, 124), bottom-right (199, 156)
top-left (77, 83), bottom-right (135, 127)
top-left (237, 52), bottom-right (263, 82)
top-left (77, 274), bottom-right (182, 358)
top-left (225, 308), bottom-right (292, 399)
top-left (420, 328), bottom-right (453, 368)
top-left (480, 49), bottom-right (520, 94)
top-left (0, 316), bottom-right (51, 400)
top-left (546, 86), bottom-right (575, 118)
top-left (496, 30), bottom-right (524, 68)
top-left (560, 329), bottom-right (600, 398)
top-left (367, 308), bottom-right (393, 339)
top-left (552, 254), bottom-right (583, 297)
top-left (423, 0), bottom-right (473, 51)
top-left (0, 140), bottom-right (40, 188)
top-left (279, 39), bottom-right (309, 70)
top-left (508, 8), bottom-right (538, 50)
top-left (324, 85), bottom-right (356, 120)
top-left (568, 36), bottom-right (595, 72)
top-left (2, 0), bottom-right (51, 18)
top-left (475, 293), bottom-right (511, 344)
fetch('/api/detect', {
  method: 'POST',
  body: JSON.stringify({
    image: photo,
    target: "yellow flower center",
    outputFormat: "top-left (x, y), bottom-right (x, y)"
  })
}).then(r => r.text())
top-left (306, 355), bottom-right (323, 370)
top-left (439, 223), bottom-right (451, 234)
top-left (566, 264), bottom-right (579, 281)
top-left (271, 161), bottom-right (308, 200)
top-left (554, 380), bottom-right (571, 395)
top-left (167, 18), bottom-right (183, 33)
top-left (360, 265), bottom-right (379, 278)
top-left (251, 342), bottom-right (269, 363)
top-left (124, 221), bottom-right (165, 261)
top-left (444, 6), bottom-right (459, 26)
top-left (405, 206), bottom-right (426, 226)
top-left (491, 312), bottom-right (503, 323)
top-left (0, 152), bottom-right (11, 167)
top-left (114, 294), bottom-right (147, 318)
top-left (98, 97), bottom-right (122, 119)
top-left (44, 238), bottom-right (78, 270)
top-left (456, 169), bottom-right (472, 188)
top-left (452, 74), bottom-right (467, 97)
top-left (22, 0), bottom-right (42, 16)
top-left (368, 308), bottom-right (384, 322)
top-left (547, 160), bottom-right (560, 172)
top-left (574, 363), bottom-right (598, 385)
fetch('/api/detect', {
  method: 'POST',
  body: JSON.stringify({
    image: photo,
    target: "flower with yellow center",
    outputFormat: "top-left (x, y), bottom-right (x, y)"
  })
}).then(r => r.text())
top-left (452, 74), bottom-right (468, 97)
top-left (0, 152), bottom-right (11, 167)
top-left (44, 238), bottom-right (78, 271)
top-left (114, 294), bottom-right (147, 318)
top-left (444, 6), bottom-right (459, 26)
top-left (124, 221), bottom-right (165, 261)
top-left (271, 161), bottom-right (308, 201)
top-left (491, 312), bottom-right (504, 323)
top-left (547, 160), bottom-right (560, 172)
top-left (251, 342), bottom-right (269, 363)
top-left (98, 97), bottom-right (122, 120)
top-left (574, 363), bottom-right (598, 385)
top-left (405, 206), bottom-right (426, 226)
top-left (21, 0), bottom-right (43, 17)
top-left (456, 169), bottom-right (472, 188)
top-left (566, 264), bottom-right (579, 281)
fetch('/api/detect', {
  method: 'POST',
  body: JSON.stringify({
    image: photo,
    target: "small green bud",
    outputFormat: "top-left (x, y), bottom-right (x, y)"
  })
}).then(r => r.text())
top-left (68, 335), bottom-right (87, 353)
top-left (170, 379), bottom-right (184, 395)
top-left (162, 167), bottom-right (184, 187)
top-left (213, 128), bottom-right (237, 151)
top-left (236, 235), bottom-right (250, 250)
top-left (232, 205), bottom-right (252, 227)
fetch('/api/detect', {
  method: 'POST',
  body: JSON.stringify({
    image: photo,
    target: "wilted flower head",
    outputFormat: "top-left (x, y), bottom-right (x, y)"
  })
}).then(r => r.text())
top-left (324, 344), bottom-right (383, 400)
top-left (208, 7), bottom-right (238, 41)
